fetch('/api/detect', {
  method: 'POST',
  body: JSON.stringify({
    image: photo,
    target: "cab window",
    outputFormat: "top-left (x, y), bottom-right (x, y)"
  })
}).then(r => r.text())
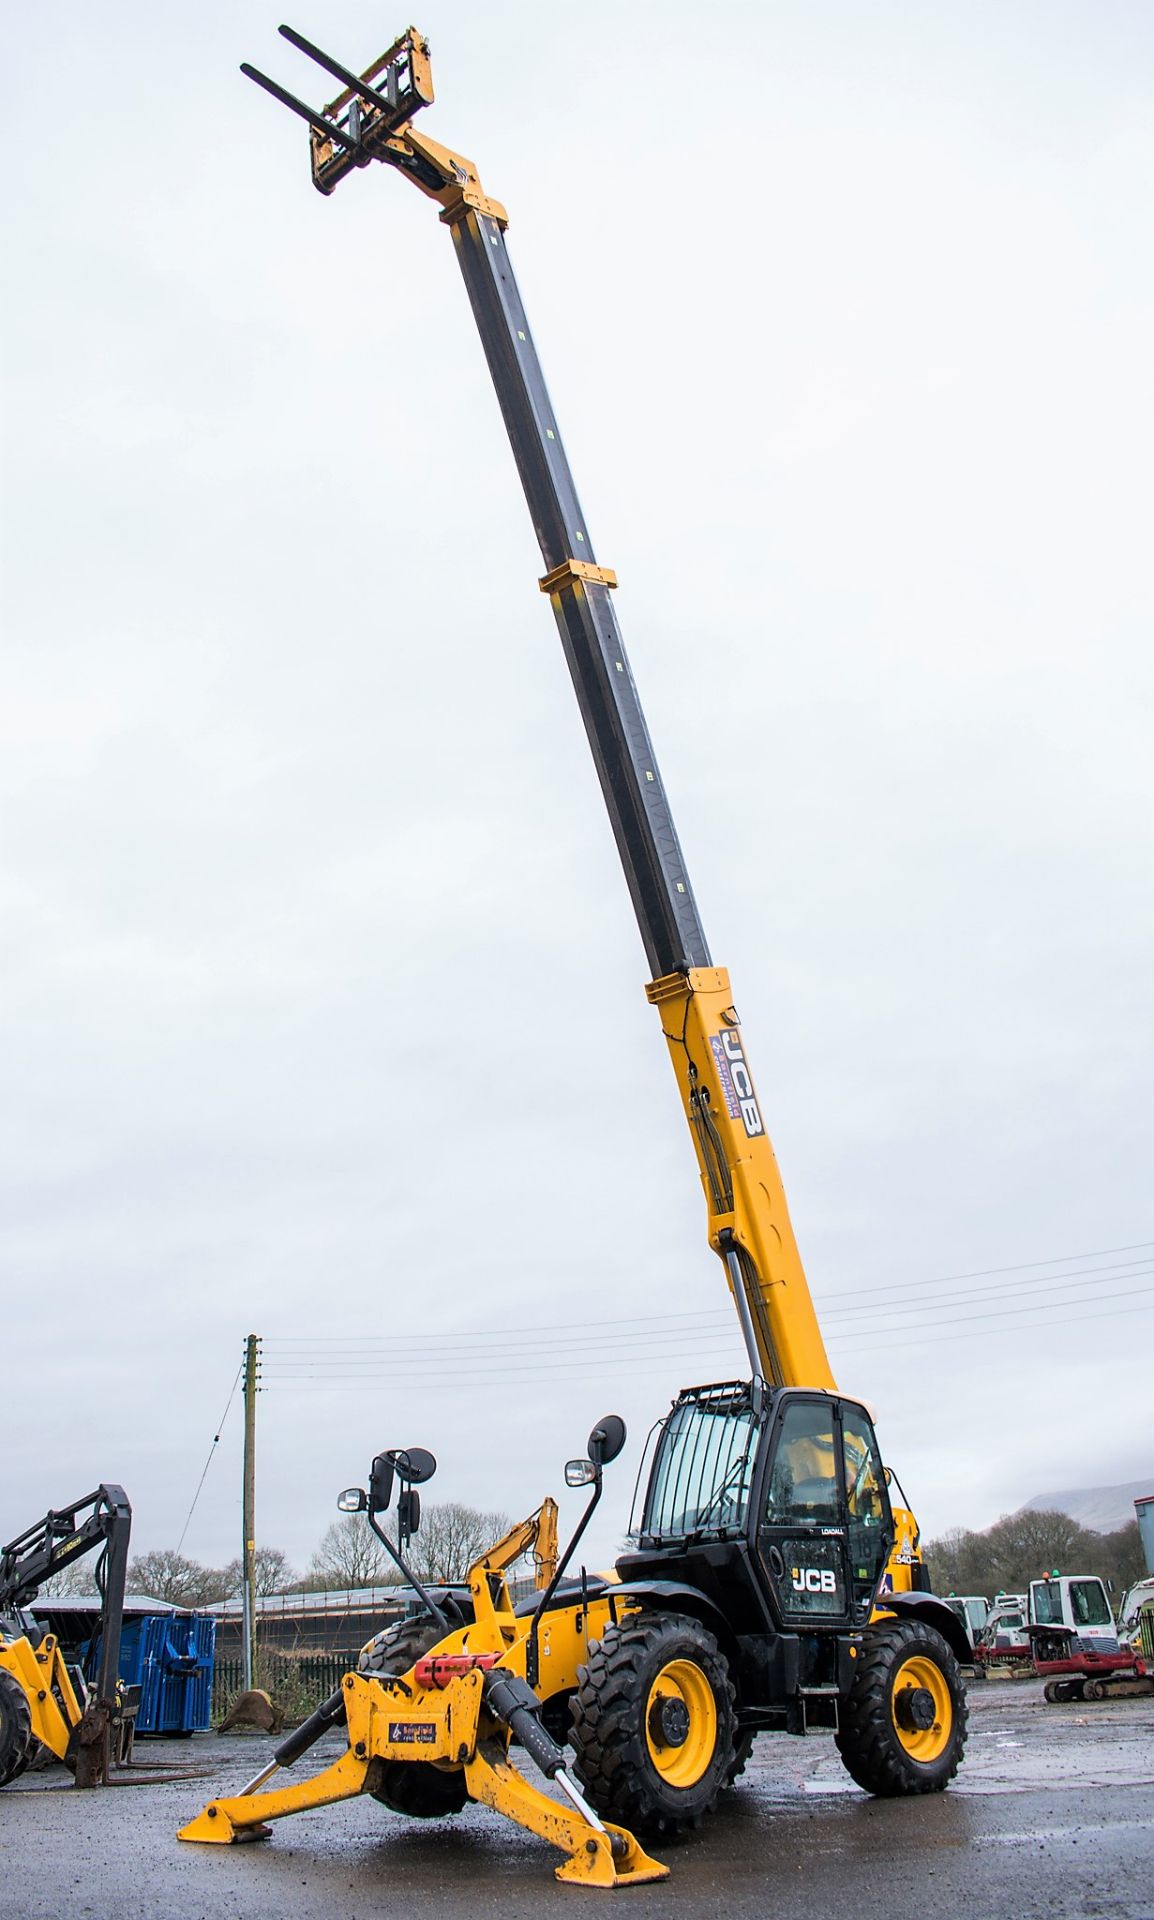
top-left (1070, 1580), bottom-right (1111, 1627)
top-left (840, 1412), bottom-right (886, 1530)
top-left (764, 1401), bottom-right (838, 1524)
top-left (1031, 1582), bottom-right (1063, 1626)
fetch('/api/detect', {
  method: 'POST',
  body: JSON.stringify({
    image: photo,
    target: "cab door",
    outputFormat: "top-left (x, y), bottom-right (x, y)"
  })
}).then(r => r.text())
top-left (756, 1396), bottom-right (854, 1627)
top-left (839, 1402), bottom-right (893, 1620)
top-left (756, 1395), bottom-right (894, 1628)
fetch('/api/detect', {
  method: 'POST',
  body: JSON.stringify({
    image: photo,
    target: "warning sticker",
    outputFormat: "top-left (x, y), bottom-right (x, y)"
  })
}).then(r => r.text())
top-left (708, 1028), bottom-right (764, 1138)
top-left (709, 1034), bottom-right (741, 1119)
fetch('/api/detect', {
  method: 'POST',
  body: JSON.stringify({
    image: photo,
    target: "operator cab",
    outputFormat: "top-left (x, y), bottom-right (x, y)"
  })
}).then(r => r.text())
top-left (622, 1381), bottom-right (894, 1632)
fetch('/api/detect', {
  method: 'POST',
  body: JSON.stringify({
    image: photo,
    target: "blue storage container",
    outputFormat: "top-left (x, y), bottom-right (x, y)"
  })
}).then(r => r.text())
top-left (116, 1611), bottom-right (216, 1734)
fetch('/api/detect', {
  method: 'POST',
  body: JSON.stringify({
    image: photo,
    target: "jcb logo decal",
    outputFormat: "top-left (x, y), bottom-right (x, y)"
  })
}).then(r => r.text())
top-left (709, 1029), bottom-right (765, 1138)
top-left (791, 1567), bottom-right (838, 1595)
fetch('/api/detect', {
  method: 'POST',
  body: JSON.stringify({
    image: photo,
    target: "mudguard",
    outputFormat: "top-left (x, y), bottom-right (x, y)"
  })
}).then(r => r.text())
top-left (613, 1580), bottom-right (739, 1657)
top-left (878, 1591), bottom-right (972, 1666)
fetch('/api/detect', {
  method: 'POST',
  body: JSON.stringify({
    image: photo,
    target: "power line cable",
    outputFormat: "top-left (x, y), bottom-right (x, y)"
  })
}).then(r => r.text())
top-left (823, 1260), bottom-right (1154, 1324)
top-left (835, 1295), bottom-right (1154, 1358)
top-left (824, 1279), bottom-right (1154, 1343)
top-left (258, 1288), bottom-right (1154, 1385)
top-left (259, 1261), bottom-right (1154, 1366)
top-left (259, 1295), bottom-right (1154, 1389)
top-left (263, 1239), bottom-right (1154, 1350)
top-left (816, 1239), bottom-right (1154, 1303)
top-left (176, 1364), bottom-right (244, 1555)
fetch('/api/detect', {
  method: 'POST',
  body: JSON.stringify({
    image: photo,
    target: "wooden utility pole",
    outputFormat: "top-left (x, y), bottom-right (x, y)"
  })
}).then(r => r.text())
top-left (241, 1333), bottom-right (260, 1692)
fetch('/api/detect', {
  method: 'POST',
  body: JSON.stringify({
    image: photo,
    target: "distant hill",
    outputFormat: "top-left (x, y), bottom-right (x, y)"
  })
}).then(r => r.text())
top-left (1019, 1481), bottom-right (1153, 1534)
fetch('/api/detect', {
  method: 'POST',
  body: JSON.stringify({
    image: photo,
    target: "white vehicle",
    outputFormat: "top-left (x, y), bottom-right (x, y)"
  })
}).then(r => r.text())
top-left (1028, 1573), bottom-right (1143, 1702)
top-left (976, 1594), bottom-right (1030, 1666)
top-left (942, 1595), bottom-right (990, 1642)
top-left (1118, 1576), bottom-right (1154, 1634)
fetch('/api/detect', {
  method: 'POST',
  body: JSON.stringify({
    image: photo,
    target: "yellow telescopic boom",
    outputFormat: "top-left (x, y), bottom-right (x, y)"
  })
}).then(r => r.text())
top-left (240, 25), bottom-right (836, 1394)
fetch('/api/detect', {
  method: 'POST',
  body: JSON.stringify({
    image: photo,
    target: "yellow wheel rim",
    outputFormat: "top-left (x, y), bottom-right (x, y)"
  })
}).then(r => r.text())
top-left (644, 1658), bottom-right (717, 1788)
top-left (891, 1655), bottom-right (952, 1762)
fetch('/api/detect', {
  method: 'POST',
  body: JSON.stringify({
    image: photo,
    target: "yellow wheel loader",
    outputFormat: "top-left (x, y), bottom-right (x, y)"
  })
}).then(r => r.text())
top-left (188, 23), bottom-right (973, 1887)
top-left (0, 1486), bottom-right (134, 1788)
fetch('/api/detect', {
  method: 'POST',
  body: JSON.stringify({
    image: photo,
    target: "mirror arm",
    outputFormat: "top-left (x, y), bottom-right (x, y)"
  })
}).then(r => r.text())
top-left (526, 1473), bottom-right (604, 1689)
top-left (366, 1511), bottom-right (453, 1635)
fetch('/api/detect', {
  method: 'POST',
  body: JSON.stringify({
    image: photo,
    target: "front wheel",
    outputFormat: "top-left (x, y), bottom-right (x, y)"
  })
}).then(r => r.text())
top-left (570, 1611), bottom-right (737, 1839)
top-left (0, 1671), bottom-right (34, 1788)
top-left (835, 1619), bottom-right (967, 1796)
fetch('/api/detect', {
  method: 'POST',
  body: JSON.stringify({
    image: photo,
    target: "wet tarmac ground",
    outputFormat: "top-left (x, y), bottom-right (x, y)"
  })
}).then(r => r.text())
top-left (2, 1678), bottom-right (1152, 1920)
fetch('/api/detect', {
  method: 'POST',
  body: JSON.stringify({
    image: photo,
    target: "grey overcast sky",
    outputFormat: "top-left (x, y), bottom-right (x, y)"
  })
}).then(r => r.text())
top-left (2, 2), bottom-right (1151, 1578)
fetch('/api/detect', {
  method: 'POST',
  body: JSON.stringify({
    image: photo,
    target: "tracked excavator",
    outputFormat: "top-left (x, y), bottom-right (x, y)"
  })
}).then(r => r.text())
top-left (181, 25), bottom-right (970, 1887)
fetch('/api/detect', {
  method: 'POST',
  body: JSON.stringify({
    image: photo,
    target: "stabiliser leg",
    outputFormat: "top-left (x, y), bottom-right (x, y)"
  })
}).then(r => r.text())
top-left (178, 1745), bottom-right (371, 1843)
top-left (179, 1685), bottom-right (362, 1842)
top-left (180, 1662), bottom-right (666, 1885)
top-left (476, 1670), bottom-right (667, 1887)
top-left (467, 1742), bottom-right (667, 1888)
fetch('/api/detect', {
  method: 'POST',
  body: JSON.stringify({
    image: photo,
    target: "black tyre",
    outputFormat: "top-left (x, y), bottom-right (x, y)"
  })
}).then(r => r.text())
top-left (835, 1619), bottom-right (967, 1796)
top-left (359, 1618), bottom-right (468, 1819)
top-left (0, 1671), bottom-right (35, 1788)
top-left (727, 1729), bottom-right (756, 1785)
top-left (570, 1612), bottom-right (736, 1839)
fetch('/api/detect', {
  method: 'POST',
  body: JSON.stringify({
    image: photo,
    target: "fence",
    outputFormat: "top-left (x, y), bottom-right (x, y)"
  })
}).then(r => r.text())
top-left (212, 1651), bottom-right (351, 1724)
top-left (210, 1585), bottom-right (407, 1660)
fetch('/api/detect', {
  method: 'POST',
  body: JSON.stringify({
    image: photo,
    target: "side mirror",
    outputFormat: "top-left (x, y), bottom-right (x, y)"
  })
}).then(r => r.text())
top-left (586, 1414), bottom-right (626, 1468)
top-left (397, 1488), bottom-right (422, 1541)
top-left (392, 1446), bottom-right (437, 1487)
top-left (368, 1446), bottom-right (437, 1514)
top-left (369, 1454), bottom-right (395, 1515)
top-left (338, 1487), bottom-right (367, 1513)
top-left (565, 1460), bottom-right (597, 1488)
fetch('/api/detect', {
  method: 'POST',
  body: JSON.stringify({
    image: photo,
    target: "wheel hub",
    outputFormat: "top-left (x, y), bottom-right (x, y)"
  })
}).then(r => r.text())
top-left (648, 1695), bottom-right (690, 1749)
top-left (894, 1684), bottom-right (936, 1732)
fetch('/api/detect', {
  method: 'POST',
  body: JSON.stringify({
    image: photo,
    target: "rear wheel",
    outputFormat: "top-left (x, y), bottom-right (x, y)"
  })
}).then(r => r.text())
top-left (0, 1671), bottom-right (35, 1788)
top-left (836, 1620), bottom-right (967, 1796)
top-left (571, 1612), bottom-right (736, 1839)
top-left (359, 1619), bottom-right (468, 1819)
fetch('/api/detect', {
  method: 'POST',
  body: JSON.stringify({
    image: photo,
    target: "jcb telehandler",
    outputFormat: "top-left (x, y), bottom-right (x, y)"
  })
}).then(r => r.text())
top-left (0, 1485), bottom-right (134, 1788)
top-left (182, 25), bottom-right (971, 1887)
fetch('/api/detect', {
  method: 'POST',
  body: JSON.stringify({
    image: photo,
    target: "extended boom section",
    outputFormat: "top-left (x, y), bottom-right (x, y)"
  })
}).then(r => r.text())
top-left (239, 23), bottom-right (836, 1393)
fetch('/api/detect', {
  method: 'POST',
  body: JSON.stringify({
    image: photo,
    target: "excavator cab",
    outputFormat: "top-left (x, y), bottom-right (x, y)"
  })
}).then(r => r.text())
top-left (631, 1383), bottom-right (893, 1629)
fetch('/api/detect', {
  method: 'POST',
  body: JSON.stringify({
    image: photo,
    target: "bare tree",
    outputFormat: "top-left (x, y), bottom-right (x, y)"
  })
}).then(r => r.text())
top-left (127, 1549), bottom-right (231, 1607)
top-left (37, 1559), bottom-right (101, 1597)
top-left (924, 1509), bottom-right (1146, 1602)
top-left (219, 1547), bottom-right (296, 1597)
top-left (308, 1515), bottom-right (396, 1590)
top-left (407, 1503), bottom-right (510, 1583)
